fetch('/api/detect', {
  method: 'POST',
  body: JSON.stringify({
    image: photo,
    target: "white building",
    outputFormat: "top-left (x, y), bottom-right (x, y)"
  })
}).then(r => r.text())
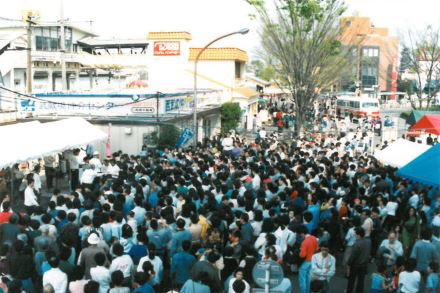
top-left (0, 20), bottom-right (262, 152)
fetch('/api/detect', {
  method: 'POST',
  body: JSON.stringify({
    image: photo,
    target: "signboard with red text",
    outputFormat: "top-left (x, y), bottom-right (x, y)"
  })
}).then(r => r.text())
top-left (153, 41), bottom-right (180, 56)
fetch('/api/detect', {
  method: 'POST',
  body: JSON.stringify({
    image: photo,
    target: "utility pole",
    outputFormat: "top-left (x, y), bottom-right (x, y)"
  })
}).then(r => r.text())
top-left (60, 0), bottom-right (68, 91)
top-left (26, 17), bottom-right (34, 94)
top-left (156, 92), bottom-right (161, 140)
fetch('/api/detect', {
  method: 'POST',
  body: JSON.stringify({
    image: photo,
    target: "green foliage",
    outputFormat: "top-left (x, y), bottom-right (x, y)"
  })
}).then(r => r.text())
top-left (157, 124), bottom-right (180, 150)
top-left (248, 59), bottom-right (275, 81)
top-left (399, 110), bottom-right (411, 120)
top-left (220, 102), bottom-right (242, 134)
top-left (399, 47), bottom-right (411, 73)
top-left (245, 0), bottom-right (352, 134)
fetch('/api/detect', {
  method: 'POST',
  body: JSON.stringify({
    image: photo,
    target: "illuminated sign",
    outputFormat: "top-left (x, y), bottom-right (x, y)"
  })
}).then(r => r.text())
top-left (153, 41), bottom-right (180, 56)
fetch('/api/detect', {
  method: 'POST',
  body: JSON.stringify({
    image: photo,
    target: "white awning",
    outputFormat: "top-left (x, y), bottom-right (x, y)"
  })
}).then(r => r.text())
top-left (374, 138), bottom-right (431, 168)
top-left (0, 118), bottom-right (107, 169)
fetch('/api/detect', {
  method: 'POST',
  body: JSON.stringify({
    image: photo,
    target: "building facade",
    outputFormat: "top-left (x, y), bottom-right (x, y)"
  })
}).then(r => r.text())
top-left (339, 14), bottom-right (399, 97)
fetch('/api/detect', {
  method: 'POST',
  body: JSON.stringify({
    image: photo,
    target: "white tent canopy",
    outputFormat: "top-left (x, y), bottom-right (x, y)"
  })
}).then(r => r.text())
top-left (0, 118), bottom-right (108, 169)
top-left (374, 138), bottom-right (431, 168)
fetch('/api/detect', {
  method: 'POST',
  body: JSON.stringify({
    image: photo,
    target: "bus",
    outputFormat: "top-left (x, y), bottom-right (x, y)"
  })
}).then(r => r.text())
top-left (336, 95), bottom-right (380, 118)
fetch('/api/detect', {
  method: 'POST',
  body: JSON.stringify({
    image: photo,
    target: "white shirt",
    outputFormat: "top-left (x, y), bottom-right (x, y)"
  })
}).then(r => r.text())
top-left (222, 137), bottom-right (234, 151)
top-left (70, 155), bottom-right (79, 170)
top-left (81, 169), bottom-right (97, 184)
top-left (33, 173), bottom-right (42, 191)
top-left (274, 227), bottom-right (296, 254)
top-left (109, 255), bottom-right (134, 278)
top-left (228, 278), bottom-right (251, 293)
top-left (24, 186), bottom-right (38, 206)
top-left (90, 157), bottom-right (102, 171)
top-left (399, 271), bottom-right (421, 293)
top-left (43, 268), bottom-right (68, 293)
top-left (107, 164), bottom-right (120, 178)
top-left (311, 252), bottom-right (336, 281)
top-left (137, 256), bottom-right (163, 285)
top-left (90, 265), bottom-right (111, 293)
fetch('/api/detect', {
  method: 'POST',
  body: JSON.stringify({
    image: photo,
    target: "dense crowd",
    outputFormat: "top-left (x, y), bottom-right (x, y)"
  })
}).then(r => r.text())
top-left (0, 101), bottom-right (439, 293)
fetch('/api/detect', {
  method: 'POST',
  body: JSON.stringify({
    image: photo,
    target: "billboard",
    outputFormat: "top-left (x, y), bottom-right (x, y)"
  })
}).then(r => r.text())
top-left (153, 41), bottom-right (180, 56)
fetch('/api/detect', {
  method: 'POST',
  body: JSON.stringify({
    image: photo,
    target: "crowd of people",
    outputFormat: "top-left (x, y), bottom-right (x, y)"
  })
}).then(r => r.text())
top-left (0, 100), bottom-right (439, 293)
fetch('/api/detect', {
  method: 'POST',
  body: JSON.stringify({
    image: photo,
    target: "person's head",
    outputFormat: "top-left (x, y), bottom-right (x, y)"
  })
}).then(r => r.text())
top-left (48, 256), bottom-right (59, 268)
top-left (421, 228), bottom-right (432, 241)
top-left (176, 218), bottom-right (185, 230)
top-left (181, 240), bottom-right (191, 252)
top-left (111, 270), bottom-right (124, 287)
top-left (354, 226), bottom-right (365, 239)
top-left (388, 232), bottom-right (397, 244)
top-left (134, 272), bottom-right (147, 286)
top-left (94, 252), bottom-right (106, 266)
top-left (84, 281), bottom-right (100, 293)
top-left (232, 280), bottom-right (246, 293)
top-left (377, 264), bottom-right (386, 274)
top-left (298, 225), bottom-right (308, 236)
top-left (234, 268), bottom-right (245, 280)
top-left (320, 241), bottom-right (329, 257)
top-left (112, 243), bottom-right (124, 257)
top-left (405, 258), bottom-right (417, 272)
top-left (43, 284), bottom-right (55, 293)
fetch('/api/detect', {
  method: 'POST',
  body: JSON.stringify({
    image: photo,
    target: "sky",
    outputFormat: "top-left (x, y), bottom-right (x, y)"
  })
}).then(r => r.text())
top-left (2, 0), bottom-right (440, 58)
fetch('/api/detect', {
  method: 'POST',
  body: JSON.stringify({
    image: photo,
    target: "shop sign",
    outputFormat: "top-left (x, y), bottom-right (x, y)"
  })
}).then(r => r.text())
top-left (153, 41), bottom-right (180, 56)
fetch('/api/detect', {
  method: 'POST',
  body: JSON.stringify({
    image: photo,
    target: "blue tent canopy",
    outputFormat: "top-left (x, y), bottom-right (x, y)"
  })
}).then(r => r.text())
top-left (397, 143), bottom-right (440, 187)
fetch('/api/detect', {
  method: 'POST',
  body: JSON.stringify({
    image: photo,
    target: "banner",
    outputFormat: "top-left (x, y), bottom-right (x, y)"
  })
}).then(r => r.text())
top-left (176, 128), bottom-right (193, 148)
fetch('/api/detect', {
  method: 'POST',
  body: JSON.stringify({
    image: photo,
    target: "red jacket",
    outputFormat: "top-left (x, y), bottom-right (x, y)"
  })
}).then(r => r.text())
top-left (300, 235), bottom-right (319, 262)
top-left (0, 212), bottom-right (12, 225)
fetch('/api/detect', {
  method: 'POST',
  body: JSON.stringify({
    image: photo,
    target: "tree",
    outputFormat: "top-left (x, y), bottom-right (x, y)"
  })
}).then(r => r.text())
top-left (399, 47), bottom-right (411, 73)
top-left (220, 102), bottom-right (242, 134)
top-left (403, 26), bottom-right (440, 109)
top-left (157, 124), bottom-right (180, 149)
top-left (246, 0), bottom-right (353, 135)
top-left (247, 59), bottom-right (275, 81)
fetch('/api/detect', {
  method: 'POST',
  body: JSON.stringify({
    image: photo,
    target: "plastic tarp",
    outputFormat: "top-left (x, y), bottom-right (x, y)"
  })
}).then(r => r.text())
top-left (406, 110), bottom-right (440, 125)
top-left (0, 118), bottom-right (108, 169)
top-left (410, 114), bottom-right (440, 135)
top-left (0, 121), bottom-right (42, 168)
top-left (397, 143), bottom-right (440, 187)
top-left (374, 139), bottom-right (431, 168)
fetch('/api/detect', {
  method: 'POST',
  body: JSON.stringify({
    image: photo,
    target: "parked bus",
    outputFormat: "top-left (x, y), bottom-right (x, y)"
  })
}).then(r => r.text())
top-left (336, 95), bottom-right (380, 118)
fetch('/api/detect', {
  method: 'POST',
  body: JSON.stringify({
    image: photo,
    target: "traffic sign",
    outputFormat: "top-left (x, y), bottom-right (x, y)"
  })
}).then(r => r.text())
top-left (252, 260), bottom-right (284, 289)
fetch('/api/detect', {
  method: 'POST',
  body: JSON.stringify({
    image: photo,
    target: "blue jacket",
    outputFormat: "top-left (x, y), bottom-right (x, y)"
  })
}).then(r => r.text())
top-left (171, 251), bottom-right (196, 285)
top-left (132, 283), bottom-right (155, 293)
top-left (170, 230), bottom-right (192, 256)
top-left (179, 280), bottom-right (210, 293)
top-left (411, 240), bottom-right (439, 272)
top-left (307, 204), bottom-right (320, 230)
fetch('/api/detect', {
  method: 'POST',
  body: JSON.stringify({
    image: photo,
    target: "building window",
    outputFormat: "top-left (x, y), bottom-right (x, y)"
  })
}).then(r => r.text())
top-left (362, 47), bottom-right (379, 57)
top-left (235, 61), bottom-right (242, 79)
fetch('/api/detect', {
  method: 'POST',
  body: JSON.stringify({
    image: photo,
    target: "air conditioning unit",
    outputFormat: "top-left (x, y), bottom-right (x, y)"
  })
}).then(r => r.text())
top-left (124, 127), bottom-right (132, 135)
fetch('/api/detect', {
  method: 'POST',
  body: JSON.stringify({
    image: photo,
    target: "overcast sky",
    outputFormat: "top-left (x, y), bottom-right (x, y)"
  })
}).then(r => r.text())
top-left (2, 0), bottom-right (440, 57)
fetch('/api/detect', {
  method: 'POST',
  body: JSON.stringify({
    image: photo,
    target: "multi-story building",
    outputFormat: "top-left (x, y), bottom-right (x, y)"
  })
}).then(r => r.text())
top-left (0, 18), bottom-right (260, 151)
top-left (339, 13), bottom-right (399, 97)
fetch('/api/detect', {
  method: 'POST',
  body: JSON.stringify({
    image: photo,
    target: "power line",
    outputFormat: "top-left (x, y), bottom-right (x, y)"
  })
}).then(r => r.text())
top-left (0, 86), bottom-right (215, 109)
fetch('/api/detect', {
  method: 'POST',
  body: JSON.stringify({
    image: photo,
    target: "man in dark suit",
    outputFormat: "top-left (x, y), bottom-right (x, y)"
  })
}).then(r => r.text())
top-left (346, 227), bottom-right (371, 293)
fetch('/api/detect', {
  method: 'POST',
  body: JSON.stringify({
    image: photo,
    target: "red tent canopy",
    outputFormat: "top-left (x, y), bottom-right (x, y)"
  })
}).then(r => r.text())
top-left (410, 114), bottom-right (440, 135)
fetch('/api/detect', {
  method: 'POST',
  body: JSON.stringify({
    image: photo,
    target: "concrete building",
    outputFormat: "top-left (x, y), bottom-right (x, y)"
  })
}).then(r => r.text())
top-left (339, 13), bottom-right (399, 97)
top-left (0, 18), bottom-right (260, 152)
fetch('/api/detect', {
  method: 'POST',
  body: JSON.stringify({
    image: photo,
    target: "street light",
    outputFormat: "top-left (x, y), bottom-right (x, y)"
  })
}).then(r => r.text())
top-left (193, 28), bottom-right (249, 147)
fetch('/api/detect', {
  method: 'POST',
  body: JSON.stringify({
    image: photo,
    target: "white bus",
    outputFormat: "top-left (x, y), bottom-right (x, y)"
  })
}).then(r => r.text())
top-left (336, 95), bottom-right (380, 118)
